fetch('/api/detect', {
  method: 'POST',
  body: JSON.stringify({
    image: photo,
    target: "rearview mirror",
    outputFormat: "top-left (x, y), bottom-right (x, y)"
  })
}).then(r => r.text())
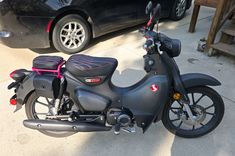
top-left (152, 4), bottom-right (161, 21)
top-left (145, 1), bottom-right (153, 15)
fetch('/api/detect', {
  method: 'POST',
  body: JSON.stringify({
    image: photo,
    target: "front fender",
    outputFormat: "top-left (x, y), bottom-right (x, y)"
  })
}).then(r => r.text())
top-left (181, 73), bottom-right (221, 89)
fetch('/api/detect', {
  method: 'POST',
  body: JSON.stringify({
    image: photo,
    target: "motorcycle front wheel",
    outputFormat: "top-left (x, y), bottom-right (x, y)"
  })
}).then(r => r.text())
top-left (25, 92), bottom-right (76, 138)
top-left (162, 86), bottom-right (224, 138)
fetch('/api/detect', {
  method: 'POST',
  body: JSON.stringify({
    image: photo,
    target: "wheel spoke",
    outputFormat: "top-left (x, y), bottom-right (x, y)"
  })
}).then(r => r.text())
top-left (73, 22), bottom-right (77, 31)
top-left (76, 27), bottom-right (83, 33)
top-left (45, 97), bottom-right (52, 105)
top-left (68, 40), bottom-right (73, 48)
top-left (200, 123), bottom-right (205, 126)
top-left (72, 40), bottom-right (78, 48)
top-left (195, 94), bottom-right (205, 105)
top-left (36, 100), bottom-right (48, 107)
top-left (205, 104), bottom-right (214, 110)
top-left (170, 108), bottom-right (178, 114)
top-left (191, 93), bottom-right (195, 104)
top-left (176, 101), bottom-right (183, 107)
top-left (192, 125), bottom-right (195, 130)
top-left (76, 34), bottom-right (84, 39)
top-left (68, 23), bottom-right (72, 31)
top-left (171, 107), bottom-right (181, 110)
top-left (61, 34), bottom-right (68, 38)
top-left (63, 37), bottom-right (69, 44)
top-left (170, 118), bottom-right (181, 122)
top-left (76, 37), bottom-right (82, 44)
top-left (206, 112), bottom-right (215, 116)
top-left (62, 28), bottom-right (70, 33)
top-left (181, 0), bottom-right (186, 5)
top-left (177, 121), bottom-right (183, 128)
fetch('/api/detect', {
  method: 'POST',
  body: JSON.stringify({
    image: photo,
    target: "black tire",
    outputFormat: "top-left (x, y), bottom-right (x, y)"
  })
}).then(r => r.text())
top-left (170, 0), bottom-right (187, 20)
top-left (52, 14), bottom-right (91, 54)
top-left (25, 92), bottom-right (76, 138)
top-left (162, 86), bottom-right (224, 138)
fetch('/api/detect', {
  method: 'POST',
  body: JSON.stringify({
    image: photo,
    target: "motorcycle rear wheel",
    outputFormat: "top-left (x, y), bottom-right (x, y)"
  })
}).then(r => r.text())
top-left (25, 92), bottom-right (76, 138)
top-left (162, 86), bottom-right (224, 138)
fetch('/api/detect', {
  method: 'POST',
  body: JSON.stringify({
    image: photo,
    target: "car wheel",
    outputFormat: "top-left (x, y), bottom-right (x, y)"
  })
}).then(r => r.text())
top-left (171, 0), bottom-right (187, 21)
top-left (52, 14), bottom-right (91, 54)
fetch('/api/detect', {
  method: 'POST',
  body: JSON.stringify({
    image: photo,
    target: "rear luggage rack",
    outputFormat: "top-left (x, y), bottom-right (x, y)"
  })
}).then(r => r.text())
top-left (32, 60), bottom-right (66, 78)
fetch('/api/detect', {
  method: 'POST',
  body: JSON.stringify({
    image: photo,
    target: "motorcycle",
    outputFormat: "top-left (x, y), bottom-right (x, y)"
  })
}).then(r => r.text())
top-left (8, 2), bottom-right (224, 138)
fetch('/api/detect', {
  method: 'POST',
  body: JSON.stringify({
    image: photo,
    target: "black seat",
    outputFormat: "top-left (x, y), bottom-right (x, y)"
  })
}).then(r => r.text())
top-left (33, 56), bottom-right (64, 70)
top-left (66, 54), bottom-right (118, 77)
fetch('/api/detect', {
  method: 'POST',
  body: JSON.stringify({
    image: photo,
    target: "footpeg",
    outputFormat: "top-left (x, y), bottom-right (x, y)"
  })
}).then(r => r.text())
top-left (121, 126), bottom-right (136, 133)
top-left (114, 124), bottom-right (121, 135)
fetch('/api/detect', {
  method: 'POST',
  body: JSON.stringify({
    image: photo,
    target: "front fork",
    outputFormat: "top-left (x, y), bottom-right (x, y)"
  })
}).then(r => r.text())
top-left (180, 94), bottom-right (197, 123)
top-left (156, 43), bottom-right (196, 123)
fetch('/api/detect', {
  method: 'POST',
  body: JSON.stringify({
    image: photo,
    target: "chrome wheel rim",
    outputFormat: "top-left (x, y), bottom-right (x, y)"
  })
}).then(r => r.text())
top-left (176, 0), bottom-right (186, 17)
top-left (60, 22), bottom-right (85, 49)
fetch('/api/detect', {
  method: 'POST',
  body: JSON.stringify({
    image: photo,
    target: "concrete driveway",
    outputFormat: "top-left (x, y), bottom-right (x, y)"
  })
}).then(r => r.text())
top-left (0, 7), bottom-right (235, 156)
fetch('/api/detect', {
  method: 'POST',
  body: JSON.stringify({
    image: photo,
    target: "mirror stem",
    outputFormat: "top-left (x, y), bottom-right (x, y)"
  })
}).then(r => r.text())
top-left (156, 20), bottom-right (159, 33)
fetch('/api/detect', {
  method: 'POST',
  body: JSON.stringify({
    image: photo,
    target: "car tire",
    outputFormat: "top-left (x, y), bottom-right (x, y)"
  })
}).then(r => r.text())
top-left (52, 14), bottom-right (91, 54)
top-left (170, 0), bottom-right (187, 21)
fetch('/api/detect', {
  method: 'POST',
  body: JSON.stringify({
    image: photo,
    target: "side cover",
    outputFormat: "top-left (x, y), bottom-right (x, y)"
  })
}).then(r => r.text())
top-left (122, 75), bottom-right (170, 132)
top-left (76, 89), bottom-right (110, 112)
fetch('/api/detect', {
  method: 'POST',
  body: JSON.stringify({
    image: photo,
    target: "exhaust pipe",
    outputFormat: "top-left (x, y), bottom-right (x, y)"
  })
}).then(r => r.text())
top-left (23, 119), bottom-right (111, 132)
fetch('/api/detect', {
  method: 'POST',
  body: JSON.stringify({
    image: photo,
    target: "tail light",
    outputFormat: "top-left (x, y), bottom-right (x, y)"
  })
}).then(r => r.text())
top-left (10, 99), bottom-right (17, 105)
top-left (10, 95), bottom-right (17, 106)
top-left (10, 70), bottom-right (16, 78)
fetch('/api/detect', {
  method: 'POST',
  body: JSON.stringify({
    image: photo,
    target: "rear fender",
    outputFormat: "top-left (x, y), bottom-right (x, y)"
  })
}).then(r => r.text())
top-left (181, 73), bottom-right (221, 88)
top-left (14, 73), bottom-right (36, 112)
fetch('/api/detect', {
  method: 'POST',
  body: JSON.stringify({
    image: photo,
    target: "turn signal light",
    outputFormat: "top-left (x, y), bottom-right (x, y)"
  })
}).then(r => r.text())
top-left (10, 99), bottom-right (17, 105)
top-left (173, 93), bottom-right (181, 100)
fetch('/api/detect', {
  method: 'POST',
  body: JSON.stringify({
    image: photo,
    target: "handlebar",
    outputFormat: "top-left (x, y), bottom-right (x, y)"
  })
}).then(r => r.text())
top-left (143, 31), bottom-right (181, 57)
top-left (141, 3), bottom-right (181, 56)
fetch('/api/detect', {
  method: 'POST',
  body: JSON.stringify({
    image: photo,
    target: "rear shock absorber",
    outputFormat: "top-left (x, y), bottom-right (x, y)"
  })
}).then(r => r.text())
top-left (52, 77), bottom-right (66, 115)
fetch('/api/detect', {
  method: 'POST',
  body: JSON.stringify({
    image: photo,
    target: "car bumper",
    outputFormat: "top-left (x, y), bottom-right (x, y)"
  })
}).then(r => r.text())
top-left (0, 3), bottom-right (52, 48)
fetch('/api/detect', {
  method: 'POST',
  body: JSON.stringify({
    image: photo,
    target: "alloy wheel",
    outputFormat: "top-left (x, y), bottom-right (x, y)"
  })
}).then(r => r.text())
top-left (168, 92), bottom-right (216, 131)
top-left (176, 0), bottom-right (187, 18)
top-left (60, 22), bottom-right (86, 50)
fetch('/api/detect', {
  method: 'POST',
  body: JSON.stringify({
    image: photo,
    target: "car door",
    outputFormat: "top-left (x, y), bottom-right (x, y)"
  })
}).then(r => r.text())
top-left (88, 0), bottom-right (138, 32)
top-left (136, 0), bottom-right (173, 22)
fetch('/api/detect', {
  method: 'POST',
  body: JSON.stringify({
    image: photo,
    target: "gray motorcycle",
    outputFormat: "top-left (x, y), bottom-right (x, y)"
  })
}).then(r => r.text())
top-left (8, 2), bottom-right (224, 138)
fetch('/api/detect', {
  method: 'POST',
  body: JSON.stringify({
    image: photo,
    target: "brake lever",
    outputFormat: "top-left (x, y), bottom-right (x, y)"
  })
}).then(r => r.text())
top-left (155, 42), bottom-right (163, 55)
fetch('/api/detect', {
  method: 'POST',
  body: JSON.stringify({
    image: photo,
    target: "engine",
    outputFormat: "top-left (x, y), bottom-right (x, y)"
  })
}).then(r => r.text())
top-left (106, 108), bottom-right (132, 127)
